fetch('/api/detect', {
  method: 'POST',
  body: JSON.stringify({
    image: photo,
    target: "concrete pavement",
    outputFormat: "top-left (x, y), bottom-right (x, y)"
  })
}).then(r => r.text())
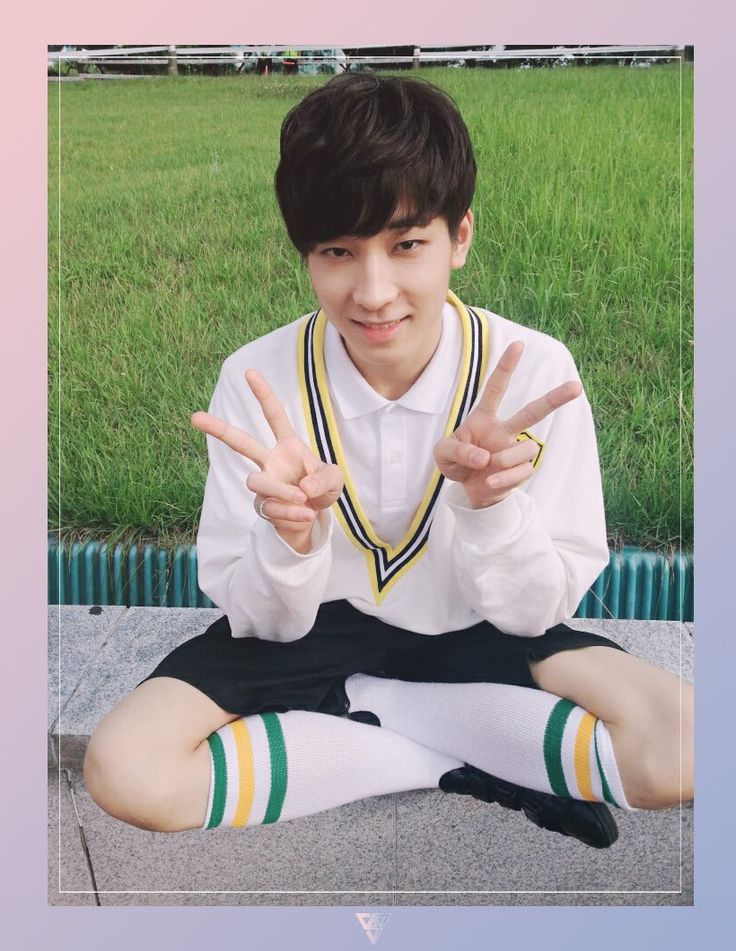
top-left (48, 606), bottom-right (693, 906)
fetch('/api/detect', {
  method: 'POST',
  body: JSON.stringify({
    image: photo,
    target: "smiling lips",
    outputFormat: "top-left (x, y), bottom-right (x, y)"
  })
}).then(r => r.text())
top-left (352, 315), bottom-right (409, 342)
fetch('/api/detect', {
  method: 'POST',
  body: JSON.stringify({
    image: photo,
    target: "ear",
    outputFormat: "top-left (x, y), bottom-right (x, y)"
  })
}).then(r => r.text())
top-left (450, 209), bottom-right (474, 269)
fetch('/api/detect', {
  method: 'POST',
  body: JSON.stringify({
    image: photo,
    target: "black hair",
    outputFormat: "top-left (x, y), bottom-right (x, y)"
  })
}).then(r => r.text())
top-left (274, 73), bottom-right (476, 255)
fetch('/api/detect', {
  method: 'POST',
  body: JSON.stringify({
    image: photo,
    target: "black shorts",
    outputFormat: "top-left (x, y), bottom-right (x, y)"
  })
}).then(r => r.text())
top-left (139, 600), bottom-right (627, 717)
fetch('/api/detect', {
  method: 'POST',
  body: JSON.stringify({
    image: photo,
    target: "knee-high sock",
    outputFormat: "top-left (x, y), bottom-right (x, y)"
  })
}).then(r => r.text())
top-left (345, 674), bottom-right (634, 810)
top-left (202, 710), bottom-right (463, 829)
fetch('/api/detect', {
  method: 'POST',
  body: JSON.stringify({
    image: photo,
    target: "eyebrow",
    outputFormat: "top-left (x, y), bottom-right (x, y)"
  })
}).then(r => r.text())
top-left (386, 214), bottom-right (429, 232)
top-left (313, 215), bottom-right (431, 249)
top-left (316, 226), bottom-right (425, 247)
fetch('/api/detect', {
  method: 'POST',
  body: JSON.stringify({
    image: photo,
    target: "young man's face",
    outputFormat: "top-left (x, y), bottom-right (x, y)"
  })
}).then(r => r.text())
top-left (305, 211), bottom-right (473, 398)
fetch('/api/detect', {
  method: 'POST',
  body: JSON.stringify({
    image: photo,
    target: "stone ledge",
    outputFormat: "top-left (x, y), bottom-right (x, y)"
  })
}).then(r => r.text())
top-left (48, 607), bottom-right (693, 907)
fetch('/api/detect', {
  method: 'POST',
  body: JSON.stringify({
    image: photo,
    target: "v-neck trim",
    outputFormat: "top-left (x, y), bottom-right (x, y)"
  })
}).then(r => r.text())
top-left (297, 290), bottom-right (490, 604)
top-left (323, 302), bottom-right (461, 419)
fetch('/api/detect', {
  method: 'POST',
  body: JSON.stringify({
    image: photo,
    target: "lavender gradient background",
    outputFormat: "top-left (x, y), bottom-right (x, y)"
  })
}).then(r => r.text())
top-left (2, 0), bottom-right (732, 946)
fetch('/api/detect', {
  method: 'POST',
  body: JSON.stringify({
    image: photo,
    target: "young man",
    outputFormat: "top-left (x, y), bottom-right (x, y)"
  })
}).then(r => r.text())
top-left (84, 74), bottom-right (692, 849)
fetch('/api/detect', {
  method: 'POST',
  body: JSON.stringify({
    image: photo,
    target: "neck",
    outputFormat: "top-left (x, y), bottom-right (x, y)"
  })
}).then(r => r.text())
top-left (354, 363), bottom-right (424, 401)
top-left (345, 325), bottom-right (442, 401)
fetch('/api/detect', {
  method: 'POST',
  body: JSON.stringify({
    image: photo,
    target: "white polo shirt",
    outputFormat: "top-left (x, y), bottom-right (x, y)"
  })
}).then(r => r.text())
top-left (196, 294), bottom-right (609, 641)
top-left (323, 301), bottom-right (462, 547)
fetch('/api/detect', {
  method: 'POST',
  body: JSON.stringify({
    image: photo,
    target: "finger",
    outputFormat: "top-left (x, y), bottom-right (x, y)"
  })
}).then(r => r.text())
top-left (476, 341), bottom-right (525, 415)
top-left (503, 380), bottom-right (582, 435)
top-left (245, 369), bottom-right (297, 442)
top-left (255, 496), bottom-right (316, 523)
top-left (433, 437), bottom-right (490, 471)
top-left (486, 460), bottom-right (535, 493)
top-left (434, 438), bottom-right (491, 476)
top-left (489, 438), bottom-right (541, 470)
top-left (246, 471), bottom-right (307, 505)
top-left (299, 464), bottom-right (344, 501)
top-left (191, 411), bottom-right (268, 467)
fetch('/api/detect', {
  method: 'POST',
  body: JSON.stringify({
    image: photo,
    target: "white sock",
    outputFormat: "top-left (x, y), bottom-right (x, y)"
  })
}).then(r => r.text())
top-left (202, 709), bottom-right (463, 829)
top-left (345, 674), bottom-right (634, 810)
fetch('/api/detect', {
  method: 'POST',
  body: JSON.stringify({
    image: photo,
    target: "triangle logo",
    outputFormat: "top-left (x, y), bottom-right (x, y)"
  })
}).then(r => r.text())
top-left (355, 912), bottom-right (391, 945)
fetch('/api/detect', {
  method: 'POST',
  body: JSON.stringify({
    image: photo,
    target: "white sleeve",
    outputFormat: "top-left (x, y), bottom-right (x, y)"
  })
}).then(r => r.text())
top-left (444, 361), bottom-right (609, 637)
top-left (195, 359), bottom-right (334, 641)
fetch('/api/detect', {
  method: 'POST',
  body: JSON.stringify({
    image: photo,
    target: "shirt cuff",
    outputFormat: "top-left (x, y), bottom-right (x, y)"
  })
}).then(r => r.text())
top-left (253, 507), bottom-right (334, 568)
top-left (444, 482), bottom-right (527, 540)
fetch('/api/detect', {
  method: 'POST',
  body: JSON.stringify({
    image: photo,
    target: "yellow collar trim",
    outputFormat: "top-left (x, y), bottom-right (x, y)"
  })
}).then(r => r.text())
top-left (297, 290), bottom-right (489, 604)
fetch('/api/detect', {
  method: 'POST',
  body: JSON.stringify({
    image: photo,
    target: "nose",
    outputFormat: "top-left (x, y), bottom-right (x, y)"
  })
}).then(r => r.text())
top-left (351, 255), bottom-right (399, 313)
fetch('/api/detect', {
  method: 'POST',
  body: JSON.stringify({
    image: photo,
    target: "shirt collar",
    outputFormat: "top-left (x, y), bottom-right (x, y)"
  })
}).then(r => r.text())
top-left (323, 300), bottom-right (461, 420)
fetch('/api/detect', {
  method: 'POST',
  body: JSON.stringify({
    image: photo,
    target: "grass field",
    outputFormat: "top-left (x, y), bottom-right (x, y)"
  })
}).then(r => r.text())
top-left (48, 65), bottom-right (693, 549)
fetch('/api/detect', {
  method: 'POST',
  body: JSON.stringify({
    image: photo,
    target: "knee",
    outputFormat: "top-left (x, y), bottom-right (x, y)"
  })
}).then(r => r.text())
top-left (83, 724), bottom-right (184, 833)
top-left (620, 682), bottom-right (694, 810)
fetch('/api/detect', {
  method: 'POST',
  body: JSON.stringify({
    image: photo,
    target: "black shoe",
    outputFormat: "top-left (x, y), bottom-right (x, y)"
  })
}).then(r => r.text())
top-left (348, 709), bottom-right (381, 727)
top-left (439, 765), bottom-right (618, 849)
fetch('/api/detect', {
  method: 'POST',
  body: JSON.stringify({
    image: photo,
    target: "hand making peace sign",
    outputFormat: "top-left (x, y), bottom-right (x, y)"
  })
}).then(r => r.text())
top-left (433, 341), bottom-right (582, 509)
top-left (191, 370), bottom-right (343, 553)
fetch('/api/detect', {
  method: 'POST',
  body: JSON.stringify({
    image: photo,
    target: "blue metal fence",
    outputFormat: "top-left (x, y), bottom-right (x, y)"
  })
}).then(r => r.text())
top-left (47, 537), bottom-right (693, 621)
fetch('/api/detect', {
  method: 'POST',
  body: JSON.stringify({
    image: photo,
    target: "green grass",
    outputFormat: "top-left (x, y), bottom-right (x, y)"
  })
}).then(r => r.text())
top-left (48, 65), bottom-right (693, 549)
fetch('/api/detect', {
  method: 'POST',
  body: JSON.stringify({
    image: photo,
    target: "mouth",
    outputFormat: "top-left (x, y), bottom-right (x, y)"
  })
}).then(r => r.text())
top-left (351, 315), bottom-right (410, 342)
top-left (353, 314), bottom-right (409, 343)
top-left (352, 316), bottom-right (408, 328)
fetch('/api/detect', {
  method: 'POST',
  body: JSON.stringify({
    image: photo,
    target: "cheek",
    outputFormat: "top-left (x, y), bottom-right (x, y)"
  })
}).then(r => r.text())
top-left (308, 270), bottom-right (336, 306)
top-left (318, 284), bottom-right (346, 312)
top-left (313, 266), bottom-right (344, 296)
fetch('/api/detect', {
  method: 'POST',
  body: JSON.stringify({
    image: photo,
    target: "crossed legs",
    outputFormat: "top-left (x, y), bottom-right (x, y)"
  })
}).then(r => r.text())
top-left (84, 645), bottom-right (693, 832)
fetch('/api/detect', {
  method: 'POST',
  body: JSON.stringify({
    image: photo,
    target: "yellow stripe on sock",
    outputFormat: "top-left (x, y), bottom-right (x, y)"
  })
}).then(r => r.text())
top-left (573, 713), bottom-right (598, 801)
top-left (230, 719), bottom-right (255, 827)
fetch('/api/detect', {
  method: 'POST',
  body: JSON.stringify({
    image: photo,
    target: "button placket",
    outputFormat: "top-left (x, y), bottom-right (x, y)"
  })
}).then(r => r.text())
top-left (380, 407), bottom-right (407, 506)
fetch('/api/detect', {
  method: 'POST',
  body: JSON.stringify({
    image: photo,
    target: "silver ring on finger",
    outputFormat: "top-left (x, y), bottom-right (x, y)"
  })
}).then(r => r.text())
top-left (257, 496), bottom-right (278, 521)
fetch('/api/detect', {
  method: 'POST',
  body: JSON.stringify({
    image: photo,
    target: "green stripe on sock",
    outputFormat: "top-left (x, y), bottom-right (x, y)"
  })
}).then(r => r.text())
top-left (543, 699), bottom-right (575, 797)
top-left (261, 713), bottom-right (288, 824)
top-left (206, 731), bottom-right (227, 829)
top-left (593, 725), bottom-right (619, 807)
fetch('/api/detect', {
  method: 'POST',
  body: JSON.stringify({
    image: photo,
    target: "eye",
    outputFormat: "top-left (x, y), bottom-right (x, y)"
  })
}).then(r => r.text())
top-left (396, 239), bottom-right (422, 252)
top-left (321, 247), bottom-right (351, 258)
